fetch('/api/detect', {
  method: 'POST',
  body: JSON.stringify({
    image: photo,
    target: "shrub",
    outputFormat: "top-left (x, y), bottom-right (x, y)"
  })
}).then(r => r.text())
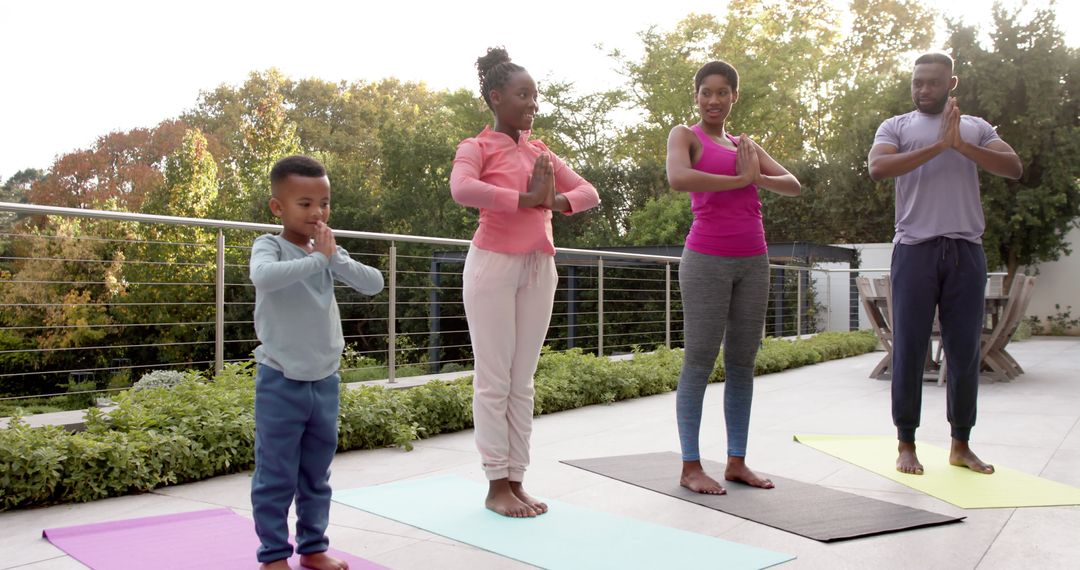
top-left (0, 331), bottom-right (877, 511)
top-left (64, 380), bottom-right (97, 409)
top-left (338, 386), bottom-right (417, 451)
top-left (132, 369), bottom-right (196, 391)
top-left (0, 419), bottom-right (67, 509)
top-left (404, 377), bottom-right (473, 437)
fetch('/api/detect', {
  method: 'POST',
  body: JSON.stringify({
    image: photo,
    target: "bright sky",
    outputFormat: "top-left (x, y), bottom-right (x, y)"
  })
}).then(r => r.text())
top-left (0, 0), bottom-right (1074, 180)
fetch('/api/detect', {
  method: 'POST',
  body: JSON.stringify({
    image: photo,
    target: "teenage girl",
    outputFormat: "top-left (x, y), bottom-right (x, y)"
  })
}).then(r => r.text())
top-left (450, 47), bottom-right (600, 517)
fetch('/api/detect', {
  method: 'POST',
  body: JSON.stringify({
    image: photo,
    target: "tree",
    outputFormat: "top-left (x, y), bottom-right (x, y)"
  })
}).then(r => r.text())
top-left (945, 5), bottom-right (1080, 285)
top-left (184, 69), bottom-right (302, 223)
top-left (536, 81), bottom-right (661, 246)
top-left (0, 214), bottom-right (124, 395)
top-left (1, 168), bottom-right (45, 230)
top-left (114, 129), bottom-right (221, 367)
top-left (623, 192), bottom-right (692, 246)
top-left (25, 121), bottom-right (187, 211)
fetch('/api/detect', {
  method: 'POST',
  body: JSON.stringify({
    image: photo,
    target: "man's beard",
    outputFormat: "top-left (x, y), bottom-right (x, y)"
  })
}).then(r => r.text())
top-left (915, 93), bottom-right (948, 114)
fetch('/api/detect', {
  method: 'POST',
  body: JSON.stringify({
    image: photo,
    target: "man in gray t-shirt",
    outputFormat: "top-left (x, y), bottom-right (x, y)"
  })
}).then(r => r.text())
top-left (868, 52), bottom-right (1022, 477)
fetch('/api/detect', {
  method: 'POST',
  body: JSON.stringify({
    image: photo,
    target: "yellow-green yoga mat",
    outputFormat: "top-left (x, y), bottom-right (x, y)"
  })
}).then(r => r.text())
top-left (794, 434), bottom-right (1080, 509)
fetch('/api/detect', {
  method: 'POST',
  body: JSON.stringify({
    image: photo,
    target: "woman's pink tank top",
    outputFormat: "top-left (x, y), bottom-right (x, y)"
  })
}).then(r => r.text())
top-left (683, 124), bottom-right (767, 257)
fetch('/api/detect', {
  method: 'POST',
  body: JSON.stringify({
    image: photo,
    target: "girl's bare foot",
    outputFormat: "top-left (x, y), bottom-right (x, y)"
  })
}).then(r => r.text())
top-left (509, 481), bottom-right (548, 514)
top-left (724, 456), bottom-right (775, 488)
top-left (680, 460), bottom-right (726, 494)
top-left (261, 560), bottom-right (291, 570)
top-left (949, 439), bottom-right (994, 474)
top-left (896, 441), bottom-right (924, 475)
top-left (299, 551), bottom-right (349, 570)
top-left (486, 479), bottom-right (537, 518)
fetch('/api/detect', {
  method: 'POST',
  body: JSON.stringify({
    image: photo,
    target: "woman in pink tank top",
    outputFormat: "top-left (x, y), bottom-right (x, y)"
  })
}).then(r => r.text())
top-left (666, 61), bottom-right (800, 496)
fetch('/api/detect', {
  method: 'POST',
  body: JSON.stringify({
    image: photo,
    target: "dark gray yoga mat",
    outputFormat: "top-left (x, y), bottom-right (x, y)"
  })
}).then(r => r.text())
top-left (561, 451), bottom-right (964, 542)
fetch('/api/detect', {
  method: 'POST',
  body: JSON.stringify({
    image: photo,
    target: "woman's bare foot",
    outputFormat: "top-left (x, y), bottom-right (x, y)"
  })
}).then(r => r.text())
top-left (949, 439), bottom-right (995, 474)
top-left (261, 560), bottom-right (291, 570)
top-left (486, 479), bottom-right (537, 518)
top-left (680, 460), bottom-right (726, 494)
top-left (724, 456), bottom-right (774, 489)
top-left (896, 441), bottom-right (924, 475)
top-left (509, 481), bottom-right (548, 514)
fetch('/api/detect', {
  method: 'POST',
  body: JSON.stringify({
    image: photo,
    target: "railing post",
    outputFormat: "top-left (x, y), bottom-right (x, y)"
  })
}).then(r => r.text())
top-left (664, 263), bottom-right (671, 349)
top-left (388, 243), bottom-right (397, 384)
top-left (597, 258), bottom-right (604, 356)
top-left (826, 269), bottom-right (832, 333)
top-left (797, 268), bottom-right (803, 336)
top-left (215, 229), bottom-right (225, 374)
top-left (566, 265), bottom-right (577, 349)
top-left (428, 256), bottom-right (441, 374)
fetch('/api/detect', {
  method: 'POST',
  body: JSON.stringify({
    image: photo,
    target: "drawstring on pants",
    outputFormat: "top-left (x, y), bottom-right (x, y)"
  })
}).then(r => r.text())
top-left (524, 251), bottom-right (543, 288)
top-left (940, 237), bottom-right (960, 267)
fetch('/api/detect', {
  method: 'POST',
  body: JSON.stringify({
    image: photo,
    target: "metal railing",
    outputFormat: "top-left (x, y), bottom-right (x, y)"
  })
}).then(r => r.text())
top-left (0, 201), bottom-right (825, 402)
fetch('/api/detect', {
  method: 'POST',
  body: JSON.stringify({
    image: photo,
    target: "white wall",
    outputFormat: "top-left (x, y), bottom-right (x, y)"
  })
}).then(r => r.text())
top-left (1024, 226), bottom-right (1080, 332)
top-left (809, 243), bottom-right (892, 333)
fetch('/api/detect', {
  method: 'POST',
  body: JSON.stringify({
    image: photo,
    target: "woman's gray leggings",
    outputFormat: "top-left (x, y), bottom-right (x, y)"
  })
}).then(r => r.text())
top-left (676, 248), bottom-right (769, 460)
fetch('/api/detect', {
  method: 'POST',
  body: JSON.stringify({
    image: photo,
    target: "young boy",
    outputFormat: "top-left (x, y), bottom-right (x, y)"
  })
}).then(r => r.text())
top-left (249, 155), bottom-right (384, 570)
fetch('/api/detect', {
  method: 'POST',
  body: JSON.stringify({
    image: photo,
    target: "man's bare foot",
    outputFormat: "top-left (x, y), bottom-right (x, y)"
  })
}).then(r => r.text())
top-left (680, 460), bottom-right (726, 494)
top-left (896, 441), bottom-right (924, 475)
top-left (950, 439), bottom-right (995, 474)
top-left (486, 479), bottom-right (537, 518)
top-left (260, 560), bottom-right (291, 570)
top-left (509, 481), bottom-right (548, 514)
top-left (724, 456), bottom-right (775, 489)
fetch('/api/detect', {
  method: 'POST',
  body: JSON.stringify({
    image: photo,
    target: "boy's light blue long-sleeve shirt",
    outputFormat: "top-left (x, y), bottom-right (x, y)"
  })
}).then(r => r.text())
top-left (250, 233), bottom-right (384, 381)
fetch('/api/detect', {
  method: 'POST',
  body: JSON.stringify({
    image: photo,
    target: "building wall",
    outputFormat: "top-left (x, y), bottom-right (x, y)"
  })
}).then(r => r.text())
top-left (1024, 226), bottom-right (1080, 334)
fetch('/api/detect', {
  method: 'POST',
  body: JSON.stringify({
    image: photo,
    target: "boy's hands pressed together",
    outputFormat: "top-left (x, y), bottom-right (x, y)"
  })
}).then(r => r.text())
top-left (313, 221), bottom-right (336, 259)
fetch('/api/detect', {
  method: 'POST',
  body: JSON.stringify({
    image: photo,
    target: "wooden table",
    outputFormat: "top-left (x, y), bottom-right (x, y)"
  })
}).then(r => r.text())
top-left (856, 275), bottom-right (1024, 383)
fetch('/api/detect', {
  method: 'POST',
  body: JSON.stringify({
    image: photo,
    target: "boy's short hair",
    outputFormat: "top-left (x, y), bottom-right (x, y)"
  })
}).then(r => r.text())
top-left (914, 52), bottom-right (954, 73)
top-left (270, 156), bottom-right (327, 195)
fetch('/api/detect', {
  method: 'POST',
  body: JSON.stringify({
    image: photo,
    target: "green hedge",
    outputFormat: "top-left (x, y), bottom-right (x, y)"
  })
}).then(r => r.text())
top-left (0, 331), bottom-right (877, 511)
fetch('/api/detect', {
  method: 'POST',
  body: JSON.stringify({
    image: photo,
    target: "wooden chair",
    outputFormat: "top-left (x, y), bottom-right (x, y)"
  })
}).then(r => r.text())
top-left (858, 274), bottom-right (947, 384)
top-left (856, 276), bottom-right (894, 379)
top-left (980, 274), bottom-right (1036, 380)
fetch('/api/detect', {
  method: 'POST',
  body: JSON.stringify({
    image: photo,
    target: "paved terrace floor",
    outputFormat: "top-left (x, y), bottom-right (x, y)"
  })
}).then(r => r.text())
top-left (3, 337), bottom-right (1078, 569)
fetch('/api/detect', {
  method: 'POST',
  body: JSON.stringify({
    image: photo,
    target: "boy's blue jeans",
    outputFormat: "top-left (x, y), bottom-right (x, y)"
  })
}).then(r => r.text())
top-left (251, 364), bottom-right (340, 563)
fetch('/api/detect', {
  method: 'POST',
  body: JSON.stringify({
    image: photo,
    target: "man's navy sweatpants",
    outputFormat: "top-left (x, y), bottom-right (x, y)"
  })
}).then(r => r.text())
top-left (890, 237), bottom-right (987, 443)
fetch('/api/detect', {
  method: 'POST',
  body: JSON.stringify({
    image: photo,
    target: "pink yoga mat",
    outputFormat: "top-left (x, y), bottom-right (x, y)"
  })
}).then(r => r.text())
top-left (42, 508), bottom-right (387, 569)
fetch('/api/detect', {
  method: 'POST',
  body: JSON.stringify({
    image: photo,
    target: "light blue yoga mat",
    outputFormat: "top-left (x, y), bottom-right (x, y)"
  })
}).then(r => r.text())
top-left (335, 475), bottom-right (794, 569)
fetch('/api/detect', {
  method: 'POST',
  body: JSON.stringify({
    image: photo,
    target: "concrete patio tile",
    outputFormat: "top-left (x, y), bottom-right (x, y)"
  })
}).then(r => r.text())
top-left (1040, 448), bottom-right (1080, 487)
top-left (959, 411), bottom-right (1078, 449)
top-left (1060, 420), bottom-right (1080, 451)
top-left (317, 520), bottom-right (425, 561)
top-left (976, 507), bottom-right (1080, 569)
top-left (152, 471), bottom-right (255, 510)
top-left (331, 444), bottom-right (476, 487)
top-left (4, 557), bottom-right (91, 570)
top-left (372, 538), bottom-right (534, 570)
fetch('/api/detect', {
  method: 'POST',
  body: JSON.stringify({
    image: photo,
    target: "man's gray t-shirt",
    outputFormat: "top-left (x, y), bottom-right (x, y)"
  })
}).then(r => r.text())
top-left (873, 110), bottom-right (1002, 245)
